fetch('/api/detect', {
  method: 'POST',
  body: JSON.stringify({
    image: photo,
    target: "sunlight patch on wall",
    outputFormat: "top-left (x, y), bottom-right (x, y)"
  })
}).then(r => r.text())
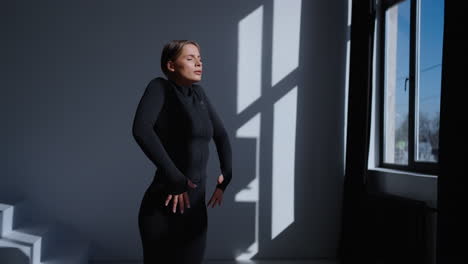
top-left (235, 5), bottom-right (263, 260)
top-left (237, 6), bottom-right (263, 114)
top-left (235, 0), bottom-right (301, 260)
top-left (271, 0), bottom-right (302, 87)
top-left (272, 87), bottom-right (297, 239)
top-left (235, 114), bottom-right (261, 260)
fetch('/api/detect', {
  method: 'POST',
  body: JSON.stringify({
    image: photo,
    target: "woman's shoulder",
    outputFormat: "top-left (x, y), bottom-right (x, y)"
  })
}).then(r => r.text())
top-left (146, 76), bottom-right (171, 93)
top-left (148, 76), bottom-right (169, 86)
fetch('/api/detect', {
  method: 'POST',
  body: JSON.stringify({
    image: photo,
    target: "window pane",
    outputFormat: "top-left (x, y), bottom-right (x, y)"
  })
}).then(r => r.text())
top-left (416, 0), bottom-right (443, 162)
top-left (384, 0), bottom-right (411, 165)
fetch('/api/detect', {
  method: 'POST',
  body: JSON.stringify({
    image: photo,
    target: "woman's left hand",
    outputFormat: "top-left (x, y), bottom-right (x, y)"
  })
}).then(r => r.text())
top-left (207, 174), bottom-right (224, 208)
top-left (207, 188), bottom-right (224, 208)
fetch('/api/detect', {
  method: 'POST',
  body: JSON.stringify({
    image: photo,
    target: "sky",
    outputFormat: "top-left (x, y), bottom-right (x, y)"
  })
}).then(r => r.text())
top-left (391, 0), bottom-right (444, 124)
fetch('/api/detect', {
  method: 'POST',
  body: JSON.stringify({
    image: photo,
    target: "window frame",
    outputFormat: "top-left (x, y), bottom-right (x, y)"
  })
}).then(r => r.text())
top-left (377, 0), bottom-right (440, 175)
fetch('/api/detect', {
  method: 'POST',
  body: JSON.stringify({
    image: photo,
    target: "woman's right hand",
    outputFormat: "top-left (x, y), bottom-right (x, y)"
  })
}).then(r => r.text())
top-left (164, 178), bottom-right (197, 214)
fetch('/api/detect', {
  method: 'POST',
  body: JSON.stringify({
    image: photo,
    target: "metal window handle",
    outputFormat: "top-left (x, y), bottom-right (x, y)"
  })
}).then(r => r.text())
top-left (404, 77), bottom-right (409, 92)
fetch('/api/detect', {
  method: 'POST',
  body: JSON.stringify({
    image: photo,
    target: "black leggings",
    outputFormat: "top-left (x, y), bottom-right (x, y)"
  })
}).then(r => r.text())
top-left (138, 180), bottom-right (208, 264)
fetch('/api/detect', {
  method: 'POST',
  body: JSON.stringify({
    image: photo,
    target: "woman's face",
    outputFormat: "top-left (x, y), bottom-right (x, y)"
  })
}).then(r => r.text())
top-left (167, 44), bottom-right (203, 85)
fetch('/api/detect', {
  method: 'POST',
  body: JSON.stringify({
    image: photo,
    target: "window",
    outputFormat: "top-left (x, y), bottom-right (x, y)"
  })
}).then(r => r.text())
top-left (377, 0), bottom-right (444, 174)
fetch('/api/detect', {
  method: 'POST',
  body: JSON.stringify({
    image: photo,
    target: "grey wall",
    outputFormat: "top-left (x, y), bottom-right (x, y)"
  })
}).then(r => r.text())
top-left (1, 0), bottom-right (348, 261)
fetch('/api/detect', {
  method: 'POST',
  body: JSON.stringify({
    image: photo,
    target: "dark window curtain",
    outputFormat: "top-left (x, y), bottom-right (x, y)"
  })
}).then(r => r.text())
top-left (437, 1), bottom-right (466, 263)
top-left (338, 0), bottom-right (375, 263)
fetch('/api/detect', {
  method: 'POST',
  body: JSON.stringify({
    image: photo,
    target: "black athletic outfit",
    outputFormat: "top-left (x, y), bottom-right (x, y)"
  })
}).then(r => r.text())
top-left (132, 77), bottom-right (232, 263)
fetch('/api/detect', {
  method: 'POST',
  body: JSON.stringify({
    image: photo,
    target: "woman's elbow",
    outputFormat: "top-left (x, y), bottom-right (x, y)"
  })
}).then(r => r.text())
top-left (132, 121), bottom-right (144, 142)
top-left (214, 130), bottom-right (230, 144)
top-left (213, 128), bottom-right (229, 140)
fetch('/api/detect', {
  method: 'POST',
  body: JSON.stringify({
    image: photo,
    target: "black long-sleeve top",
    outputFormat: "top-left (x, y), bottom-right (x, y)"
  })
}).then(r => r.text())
top-left (132, 77), bottom-right (232, 195)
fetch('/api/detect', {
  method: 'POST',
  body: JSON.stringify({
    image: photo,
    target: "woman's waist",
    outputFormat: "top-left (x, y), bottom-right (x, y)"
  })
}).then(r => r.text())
top-left (155, 168), bottom-right (206, 184)
top-left (147, 178), bottom-right (206, 205)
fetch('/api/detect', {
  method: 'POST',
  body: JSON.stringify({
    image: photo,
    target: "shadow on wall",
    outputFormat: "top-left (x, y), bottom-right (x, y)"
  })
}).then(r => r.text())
top-left (0, 248), bottom-right (29, 264)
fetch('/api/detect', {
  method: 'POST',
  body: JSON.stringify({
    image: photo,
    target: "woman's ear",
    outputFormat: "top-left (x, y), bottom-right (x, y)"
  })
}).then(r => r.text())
top-left (167, 61), bottom-right (175, 72)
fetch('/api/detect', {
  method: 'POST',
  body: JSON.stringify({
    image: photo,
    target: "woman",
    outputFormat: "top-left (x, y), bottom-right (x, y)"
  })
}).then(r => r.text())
top-left (132, 40), bottom-right (233, 264)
